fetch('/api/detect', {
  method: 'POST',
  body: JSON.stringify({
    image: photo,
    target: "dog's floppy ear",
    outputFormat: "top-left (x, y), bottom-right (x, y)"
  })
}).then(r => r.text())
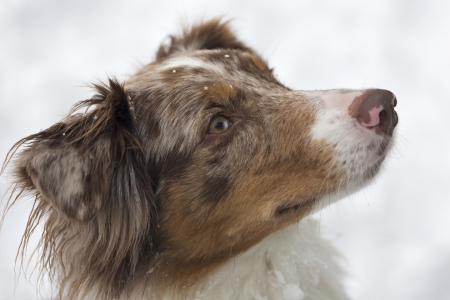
top-left (156, 18), bottom-right (253, 59)
top-left (8, 79), bottom-right (154, 223)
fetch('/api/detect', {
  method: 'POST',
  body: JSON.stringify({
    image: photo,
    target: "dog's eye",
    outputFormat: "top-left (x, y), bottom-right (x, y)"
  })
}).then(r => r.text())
top-left (208, 116), bottom-right (231, 134)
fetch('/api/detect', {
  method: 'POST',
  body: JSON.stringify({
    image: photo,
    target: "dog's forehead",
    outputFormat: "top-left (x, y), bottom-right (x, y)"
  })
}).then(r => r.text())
top-left (156, 50), bottom-right (274, 80)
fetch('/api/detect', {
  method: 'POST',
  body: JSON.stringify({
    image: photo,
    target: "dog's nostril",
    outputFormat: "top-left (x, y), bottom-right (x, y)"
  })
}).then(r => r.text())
top-left (358, 106), bottom-right (384, 128)
top-left (378, 109), bottom-right (388, 128)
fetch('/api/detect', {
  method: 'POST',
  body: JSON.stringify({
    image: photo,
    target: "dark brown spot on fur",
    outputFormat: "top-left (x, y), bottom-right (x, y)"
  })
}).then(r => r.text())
top-left (156, 18), bottom-right (254, 60)
top-left (202, 175), bottom-right (232, 204)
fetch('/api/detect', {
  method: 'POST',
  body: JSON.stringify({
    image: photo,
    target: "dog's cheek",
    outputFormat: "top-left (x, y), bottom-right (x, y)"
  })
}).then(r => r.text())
top-left (200, 174), bottom-right (232, 204)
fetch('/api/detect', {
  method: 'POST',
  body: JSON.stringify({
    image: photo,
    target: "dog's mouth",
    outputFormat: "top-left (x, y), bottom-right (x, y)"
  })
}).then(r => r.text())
top-left (275, 203), bottom-right (301, 216)
top-left (275, 199), bottom-right (315, 217)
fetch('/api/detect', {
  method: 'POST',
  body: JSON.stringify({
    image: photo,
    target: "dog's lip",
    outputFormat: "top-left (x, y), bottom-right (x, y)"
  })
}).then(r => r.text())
top-left (275, 201), bottom-right (303, 216)
top-left (275, 197), bottom-right (318, 216)
top-left (363, 154), bottom-right (386, 180)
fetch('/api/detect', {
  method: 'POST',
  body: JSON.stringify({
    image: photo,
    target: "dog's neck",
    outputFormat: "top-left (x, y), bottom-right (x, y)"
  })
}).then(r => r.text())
top-left (122, 218), bottom-right (348, 300)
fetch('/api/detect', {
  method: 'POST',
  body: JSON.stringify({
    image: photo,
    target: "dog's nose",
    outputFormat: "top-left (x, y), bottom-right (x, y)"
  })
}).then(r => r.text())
top-left (350, 89), bottom-right (398, 135)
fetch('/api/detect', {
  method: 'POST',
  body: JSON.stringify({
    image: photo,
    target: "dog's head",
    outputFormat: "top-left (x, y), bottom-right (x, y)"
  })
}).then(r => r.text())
top-left (3, 18), bottom-right (397, 299)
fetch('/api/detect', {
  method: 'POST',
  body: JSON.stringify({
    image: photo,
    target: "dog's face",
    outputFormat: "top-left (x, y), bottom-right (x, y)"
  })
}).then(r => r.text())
top-left (6, 19), bottom-right (397, 298)
top-left (125, 24), bottom-right (397, 271)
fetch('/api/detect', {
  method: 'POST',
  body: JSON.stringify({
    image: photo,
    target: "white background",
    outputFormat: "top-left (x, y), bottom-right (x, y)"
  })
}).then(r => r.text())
top-left (1, 0), bottom-right (449, 299)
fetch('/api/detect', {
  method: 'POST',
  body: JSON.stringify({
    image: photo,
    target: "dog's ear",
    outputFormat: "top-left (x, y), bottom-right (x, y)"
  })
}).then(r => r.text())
top-left (8, 79), bottom-right (154, 223)
top-left (156, 18), bottom-right (253, 59)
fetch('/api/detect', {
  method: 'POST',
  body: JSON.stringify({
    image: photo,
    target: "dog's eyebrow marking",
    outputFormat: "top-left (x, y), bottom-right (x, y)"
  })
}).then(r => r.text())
top-left (160, 57), bottom-right (225, 74)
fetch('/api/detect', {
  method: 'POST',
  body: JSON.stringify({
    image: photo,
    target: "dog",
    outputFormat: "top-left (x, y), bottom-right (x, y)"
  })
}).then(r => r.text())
top-left (1, 18), bottom-right (398, 300)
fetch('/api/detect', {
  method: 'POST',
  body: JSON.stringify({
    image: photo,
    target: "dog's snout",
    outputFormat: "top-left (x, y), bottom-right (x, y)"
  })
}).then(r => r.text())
top-left (350, 89), bottom-right (398, 135)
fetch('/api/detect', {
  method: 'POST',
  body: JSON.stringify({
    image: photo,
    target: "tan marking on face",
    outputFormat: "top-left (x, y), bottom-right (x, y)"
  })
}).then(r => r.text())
top-left (153, 93), bottom-right (344, 284)
top-left (205, 82), bottom-right (237, 100)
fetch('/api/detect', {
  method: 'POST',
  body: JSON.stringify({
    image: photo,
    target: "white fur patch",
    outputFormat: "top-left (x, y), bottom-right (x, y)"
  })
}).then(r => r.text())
top-left (160, 57), bottom-right (225, 74)
top-left (183, 219), bottom-right (347, 300)
top-left (310, 89), bottom-right (392, 210)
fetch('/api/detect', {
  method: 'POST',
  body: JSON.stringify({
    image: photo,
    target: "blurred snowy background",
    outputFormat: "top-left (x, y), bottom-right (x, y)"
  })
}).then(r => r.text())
top-left (1, 0), bottom-right (449, 299)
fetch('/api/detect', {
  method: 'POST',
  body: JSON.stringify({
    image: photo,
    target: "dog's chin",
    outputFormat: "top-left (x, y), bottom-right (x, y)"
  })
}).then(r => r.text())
top-left (362, 155), bottom-right (386, 181)
top-left (357, 137), bottom-right (394, 185)
top-left (311, 152), bottom-right (392, 215)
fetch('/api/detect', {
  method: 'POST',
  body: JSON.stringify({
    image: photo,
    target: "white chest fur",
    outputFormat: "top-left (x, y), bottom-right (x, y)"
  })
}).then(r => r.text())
top-left (146, 218), bottom-right (348, 300)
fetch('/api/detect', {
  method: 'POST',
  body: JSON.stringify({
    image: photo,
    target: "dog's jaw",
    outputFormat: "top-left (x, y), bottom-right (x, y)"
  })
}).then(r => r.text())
top-left (310, 89), bottom-right (397, 211)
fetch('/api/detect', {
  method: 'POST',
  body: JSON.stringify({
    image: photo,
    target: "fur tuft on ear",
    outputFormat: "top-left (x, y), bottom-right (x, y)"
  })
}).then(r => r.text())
top-left (156, 18), bottom-right (253, 59)
top-left (2, 79), bottom-right (158, 299)
top-left (6, 79), bottom-right (153, 222)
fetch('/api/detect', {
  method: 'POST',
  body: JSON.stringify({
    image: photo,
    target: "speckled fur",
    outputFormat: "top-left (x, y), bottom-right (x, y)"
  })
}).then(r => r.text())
top-left (1, 18), bottom-right (396, 300)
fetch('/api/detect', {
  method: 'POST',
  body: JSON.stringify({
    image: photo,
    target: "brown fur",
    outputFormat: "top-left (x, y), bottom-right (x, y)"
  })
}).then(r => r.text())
top-left (2, 18), bottom-right (351, 299)
top-left (156, 19), bottom-right (254, 60)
